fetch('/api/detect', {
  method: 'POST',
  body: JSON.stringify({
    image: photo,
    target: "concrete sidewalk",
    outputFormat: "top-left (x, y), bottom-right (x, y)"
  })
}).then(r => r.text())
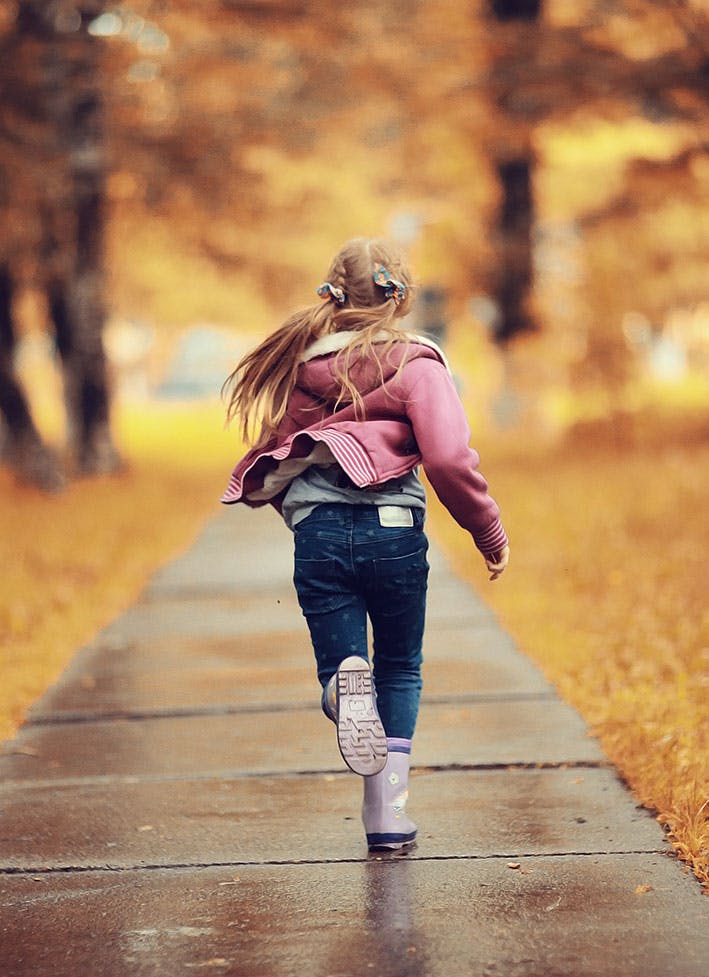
top-left (1, 505), bottom-right (706, 976)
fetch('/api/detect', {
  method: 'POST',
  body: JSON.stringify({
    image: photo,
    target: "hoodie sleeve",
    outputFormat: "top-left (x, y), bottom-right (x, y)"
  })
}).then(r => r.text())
top-left (402, 358), bottom-right (508, 556)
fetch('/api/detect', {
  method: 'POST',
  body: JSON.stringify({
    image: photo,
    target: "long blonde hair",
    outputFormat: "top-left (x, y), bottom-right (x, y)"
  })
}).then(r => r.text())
top-left (223, 237), bottom-right (415, 446)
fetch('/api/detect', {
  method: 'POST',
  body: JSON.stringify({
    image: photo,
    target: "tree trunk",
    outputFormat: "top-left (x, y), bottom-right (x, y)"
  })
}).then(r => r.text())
top-left (0, 264), bottom-right (64, 491)
top-left (492, 156), bottom-right (536, 342)
top-left (487, 1), bottom-right (542, 344)
top-left (40, 2), bottom-right (121, 475)
top-left (490, 0), bottom-right (542, 21)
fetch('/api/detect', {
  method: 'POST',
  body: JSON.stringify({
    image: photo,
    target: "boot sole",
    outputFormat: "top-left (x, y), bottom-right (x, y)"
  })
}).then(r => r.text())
top-left (336, 656), bottom-right (387, 776)
top-left (367, 831), bottom-right (418, 852)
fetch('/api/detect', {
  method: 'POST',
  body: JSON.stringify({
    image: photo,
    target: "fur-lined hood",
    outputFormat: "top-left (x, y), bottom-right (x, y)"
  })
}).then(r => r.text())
top-left (296, 333), bottom-right (450, 405)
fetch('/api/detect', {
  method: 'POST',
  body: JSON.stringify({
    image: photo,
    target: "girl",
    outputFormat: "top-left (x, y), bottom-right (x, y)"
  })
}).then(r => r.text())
top-left (221, 237), bottom-right (509, 851)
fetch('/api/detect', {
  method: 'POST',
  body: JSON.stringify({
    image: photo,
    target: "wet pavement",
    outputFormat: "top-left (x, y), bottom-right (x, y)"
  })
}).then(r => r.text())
top-left (1, 505), bottom-right (707, 976)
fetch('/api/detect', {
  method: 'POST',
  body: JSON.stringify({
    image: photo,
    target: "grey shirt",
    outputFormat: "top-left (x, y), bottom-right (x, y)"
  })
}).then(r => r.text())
top-left (282, 464), bottom-right (427, 530)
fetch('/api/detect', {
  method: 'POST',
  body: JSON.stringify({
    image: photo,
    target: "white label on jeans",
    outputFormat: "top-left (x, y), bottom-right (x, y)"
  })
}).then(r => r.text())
top-left (378, 505), bottom-right (414, 528)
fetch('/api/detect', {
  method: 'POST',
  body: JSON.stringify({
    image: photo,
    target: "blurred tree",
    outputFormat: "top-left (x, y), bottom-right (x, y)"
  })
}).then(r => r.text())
top-left (480, 0), bottom-right (707, 344)
top-left (1, 0), bottom-right (706, 490)
top-left (485, 0), bottom-right (541, 343)
top-left (0, 2), bottom-right (64, 489)
top-left (100, 0), bottom-right (360, 296)
top-left (0, 0), bottom-right (121, 488)
top-left (0, 261), bottom-right (65, 490)
top-left (577, 142), bottom-right (708, 393)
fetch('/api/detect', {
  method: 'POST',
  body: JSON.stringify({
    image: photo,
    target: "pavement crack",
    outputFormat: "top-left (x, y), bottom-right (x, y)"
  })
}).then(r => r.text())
top-left (0, 760), bottom-right (611, 792)
top-left (0, 849), bottom-right (673, 878)
top-left (22, 691), bottom-right (558, 729)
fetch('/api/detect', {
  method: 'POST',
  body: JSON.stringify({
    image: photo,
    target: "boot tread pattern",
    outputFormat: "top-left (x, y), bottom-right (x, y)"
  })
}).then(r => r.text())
top-left (336, 657), bottom-right (387, 776)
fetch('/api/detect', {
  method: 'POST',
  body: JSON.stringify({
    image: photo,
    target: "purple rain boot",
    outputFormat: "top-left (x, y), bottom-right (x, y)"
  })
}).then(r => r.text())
top-left (322, 673), bottom-right (338, 721)
top-left (362, 737), bottom-right (417, 850)
top-left (321, 656), bottom-right (387, 777)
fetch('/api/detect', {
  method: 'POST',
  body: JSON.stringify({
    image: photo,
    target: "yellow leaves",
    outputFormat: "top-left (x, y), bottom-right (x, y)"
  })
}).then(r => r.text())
top-left (2, 602), bottom-right (32, 640)
top-left (586, 10), bottom-right (689, 61)
top-left (536, 116), bottom-right (695, 222)
top-left (606, 568), bottom-right (624, 587)
top-left (108, 213), bottom-right (275, 329)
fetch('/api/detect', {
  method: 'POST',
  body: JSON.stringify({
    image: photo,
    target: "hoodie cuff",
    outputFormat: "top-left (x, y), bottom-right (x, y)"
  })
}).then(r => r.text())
top-left (473, 518), bottom-right (509, 558)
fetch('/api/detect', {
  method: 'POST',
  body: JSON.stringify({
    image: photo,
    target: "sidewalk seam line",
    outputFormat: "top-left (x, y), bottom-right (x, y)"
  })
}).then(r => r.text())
top-left (0, 849), bottom-right (673, 876)
top-left (0, 760), bottom-right (612, 791)
top-left (21, 692), bottom-right (558, 727)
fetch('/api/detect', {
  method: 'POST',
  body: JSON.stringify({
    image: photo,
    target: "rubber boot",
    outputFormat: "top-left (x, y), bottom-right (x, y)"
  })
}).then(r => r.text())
top-left (322, 672), bottom-right (337, 721)
top-left (322, 656), bottom-right (387, 777)
top-left (362, 738), bottom-right (417, 850)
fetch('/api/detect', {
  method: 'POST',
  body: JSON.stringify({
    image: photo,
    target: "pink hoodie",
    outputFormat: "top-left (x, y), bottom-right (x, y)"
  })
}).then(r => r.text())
top-left (222, 336), bottom-right (508, 556)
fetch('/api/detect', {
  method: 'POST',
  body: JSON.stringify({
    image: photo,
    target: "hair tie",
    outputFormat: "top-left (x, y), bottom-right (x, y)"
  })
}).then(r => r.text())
top-left (317, 282), bottom-right (347, 306)
top-left (373, 264), bottom-right (406, 304)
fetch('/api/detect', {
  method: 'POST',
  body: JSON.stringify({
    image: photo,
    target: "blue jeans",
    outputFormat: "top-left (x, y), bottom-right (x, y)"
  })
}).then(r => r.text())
top-left (292, 503), bottom-right (429, 740)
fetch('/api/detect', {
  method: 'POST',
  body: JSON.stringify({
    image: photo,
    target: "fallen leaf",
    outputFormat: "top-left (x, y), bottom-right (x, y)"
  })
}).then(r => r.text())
top-left (185, 959), bottom-right (229, 969)
top-left (635, 884), bottom-right (654, 894)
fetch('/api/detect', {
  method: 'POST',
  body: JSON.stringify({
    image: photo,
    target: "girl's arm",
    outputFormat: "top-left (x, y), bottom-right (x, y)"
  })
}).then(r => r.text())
top-left (402, 359), bottom-right (509, 561)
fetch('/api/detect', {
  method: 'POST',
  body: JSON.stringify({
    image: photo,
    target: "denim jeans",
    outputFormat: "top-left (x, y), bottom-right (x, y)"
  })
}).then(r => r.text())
top-left (293, 503), bottom-right (429, 740)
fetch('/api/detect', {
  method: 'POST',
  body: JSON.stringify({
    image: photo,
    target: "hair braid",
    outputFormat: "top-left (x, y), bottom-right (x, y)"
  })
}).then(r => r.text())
top-left (329, 255), bottom-right (348, 295)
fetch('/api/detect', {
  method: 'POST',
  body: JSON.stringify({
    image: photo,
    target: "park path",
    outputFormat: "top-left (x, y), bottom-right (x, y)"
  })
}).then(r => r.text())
top-left (1, 504), bottom-right (707, 976)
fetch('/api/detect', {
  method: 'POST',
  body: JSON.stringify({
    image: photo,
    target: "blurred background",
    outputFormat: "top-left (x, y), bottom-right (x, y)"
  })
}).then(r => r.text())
top-left (1, 0), bottom-right (707, 463)
top-left (1, 1), bottom-right (707, 881)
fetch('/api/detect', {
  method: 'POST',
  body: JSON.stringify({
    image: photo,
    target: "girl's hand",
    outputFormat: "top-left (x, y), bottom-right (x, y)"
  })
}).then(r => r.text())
top-left (485, 545), bottom-right (510, 581)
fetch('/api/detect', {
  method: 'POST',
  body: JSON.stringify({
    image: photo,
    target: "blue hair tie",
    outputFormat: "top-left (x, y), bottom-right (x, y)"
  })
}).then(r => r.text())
top-left (373, 264), bottom-right (406, 304)
top-left (317, 282), bottom-right (347, 306)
